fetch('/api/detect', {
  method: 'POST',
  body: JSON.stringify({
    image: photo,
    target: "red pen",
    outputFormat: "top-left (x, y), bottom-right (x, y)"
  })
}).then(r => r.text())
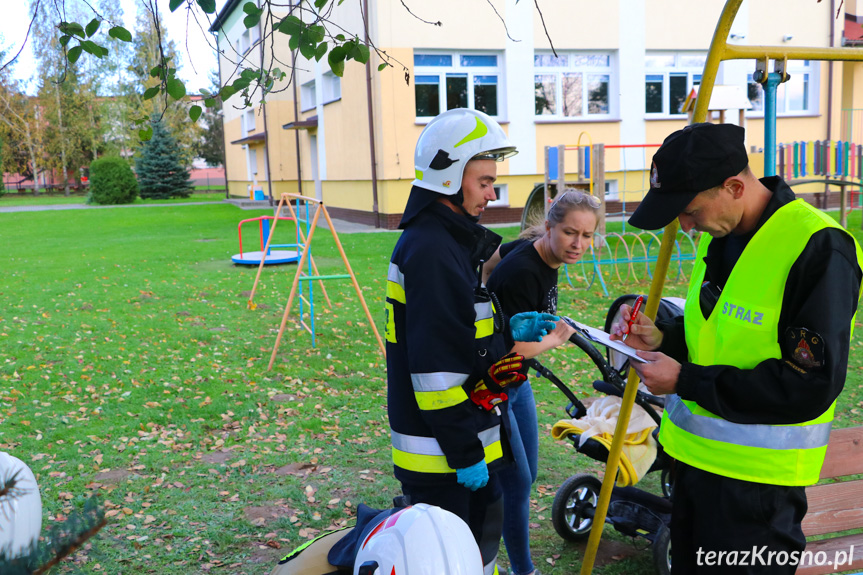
top-left (623, 295), bottom-right (644, 342)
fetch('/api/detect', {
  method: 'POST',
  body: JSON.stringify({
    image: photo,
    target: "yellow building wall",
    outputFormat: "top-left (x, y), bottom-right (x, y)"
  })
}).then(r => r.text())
top-left (534, 3), bottom-right (619, 50)
top-left (263, 99), bottom-right (302, 182)
top-left (321, 181), bottom-right (374, 211)
top-left (645, 1), bottom-right (725, 49)
top-left (323, 66), bottom-right (374, 181)
top-left (379, 0), bottom-right (507, 50)
top-left (747, 1), bottom-right (832, 47)
top-left (375, 47), bottom-right (425, 183)
top-left (224, 116), bottom-right (248, 186)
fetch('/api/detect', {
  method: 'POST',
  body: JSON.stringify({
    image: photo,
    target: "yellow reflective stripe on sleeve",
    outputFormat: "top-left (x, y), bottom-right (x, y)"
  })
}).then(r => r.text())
top-left (475, 317), bottom-right (493, 339)
top-left (414, 386), bottom-right (469, 410)
top-left (385, 301), bottom-right (396, 343)
top-left (386, 280), bottom-right (406, 304)
top-left (391, 440), bottom-right (504, 474)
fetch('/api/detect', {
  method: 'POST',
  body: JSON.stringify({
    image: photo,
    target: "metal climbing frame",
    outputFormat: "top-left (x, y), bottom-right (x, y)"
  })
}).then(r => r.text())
top-left (245, 193), bottom-right (386, 369)
top-left (581, 2), bottom-right (863, 573)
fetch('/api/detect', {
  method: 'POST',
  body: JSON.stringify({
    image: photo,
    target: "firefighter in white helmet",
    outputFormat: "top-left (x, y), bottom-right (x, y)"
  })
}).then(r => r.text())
top-left (384, 108), bottom-right (558, 575)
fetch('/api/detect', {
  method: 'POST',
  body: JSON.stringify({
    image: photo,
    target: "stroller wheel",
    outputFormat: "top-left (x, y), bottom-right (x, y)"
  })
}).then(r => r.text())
top-left (660, 467), bottom-right (673, 498)
top-left (652, 524), bottom-right (672, 575)
top-left (551, 474), bottom-right (602, 542)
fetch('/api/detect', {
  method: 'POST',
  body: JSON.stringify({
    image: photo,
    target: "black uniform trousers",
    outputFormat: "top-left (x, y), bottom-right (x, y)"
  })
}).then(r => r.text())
top-left (671, 462), bottom-right (807, 574)
top-left (401, 473), bottom-right (504, 569)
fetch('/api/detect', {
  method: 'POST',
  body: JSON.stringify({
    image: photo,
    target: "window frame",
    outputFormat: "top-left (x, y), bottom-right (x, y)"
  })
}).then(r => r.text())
top-left (322, 71), bottom-right (342, 105)
top-left (533, 51), bottom-right (615, 121)
top-left (413, 51), bottom-right (504, 122)
top-left (487, 183), bottom-right (509, 208)
top-left (644, 52), bottom-right (707, 118)
top-left (745, 60), bottom-right (819, 118)
top-left (300, 80), bottom-right (317, 112)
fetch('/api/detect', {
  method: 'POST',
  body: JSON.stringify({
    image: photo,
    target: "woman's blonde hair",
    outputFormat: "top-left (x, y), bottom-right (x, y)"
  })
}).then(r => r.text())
top-left (520, 190), bottom-right (602, 239)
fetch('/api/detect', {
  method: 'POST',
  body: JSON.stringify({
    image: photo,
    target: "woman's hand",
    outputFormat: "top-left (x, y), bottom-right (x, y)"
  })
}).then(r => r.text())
top-left (544, 318), bottom-right (577, 348)
top-left (608, 303), bottom-right (663, 351)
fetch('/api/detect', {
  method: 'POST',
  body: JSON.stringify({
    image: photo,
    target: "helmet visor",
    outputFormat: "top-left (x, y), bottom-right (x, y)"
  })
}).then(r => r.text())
top-left (473, 146), bottom-right (518, 161)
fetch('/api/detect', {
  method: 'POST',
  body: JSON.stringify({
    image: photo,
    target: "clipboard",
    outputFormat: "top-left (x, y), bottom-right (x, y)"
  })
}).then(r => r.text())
top-left (562, 316), bottom-right (648, 363)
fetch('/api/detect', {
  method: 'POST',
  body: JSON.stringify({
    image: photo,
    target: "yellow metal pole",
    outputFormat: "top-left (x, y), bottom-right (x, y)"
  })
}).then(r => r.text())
top-left (579, 1), bottom-right (741, 572)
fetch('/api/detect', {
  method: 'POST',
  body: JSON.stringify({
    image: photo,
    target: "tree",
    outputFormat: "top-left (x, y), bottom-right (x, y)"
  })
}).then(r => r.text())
top-left (1, 1), bottom-right (554, 143)
top-left (135, 119), bottom-right (192, 199)
top-left (127, 6), bottom-right (202, 156)
top-left (195, 70), bottom-right (224, 167)
top-left (0, 82), bottom-right (46, 194)
top-left (87, 155), bottom-right (138, 204)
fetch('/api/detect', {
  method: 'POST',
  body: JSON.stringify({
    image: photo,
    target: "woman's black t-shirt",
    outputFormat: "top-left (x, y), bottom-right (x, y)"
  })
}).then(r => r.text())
top-left (488, 239), bottom-right (559, 318)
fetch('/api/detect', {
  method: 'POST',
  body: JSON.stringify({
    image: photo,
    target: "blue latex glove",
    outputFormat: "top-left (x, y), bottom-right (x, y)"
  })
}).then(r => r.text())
top-left (510, 311), bottom-right (560, 342)
top-left (456, 460), bottom-right (489, 491)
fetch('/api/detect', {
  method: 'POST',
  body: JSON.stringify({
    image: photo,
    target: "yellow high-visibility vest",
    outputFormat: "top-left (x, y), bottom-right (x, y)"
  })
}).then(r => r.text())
top-left (660, 199), bottom-right (863, 486)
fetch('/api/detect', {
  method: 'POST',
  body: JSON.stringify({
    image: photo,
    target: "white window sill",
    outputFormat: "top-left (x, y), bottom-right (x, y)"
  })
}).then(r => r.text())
top-left (534, 117), bottom-right (620, 124)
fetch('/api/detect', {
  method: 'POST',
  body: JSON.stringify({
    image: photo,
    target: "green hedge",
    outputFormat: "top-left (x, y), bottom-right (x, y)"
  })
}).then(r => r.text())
top-left (87, 156), bottom-right (138, 205)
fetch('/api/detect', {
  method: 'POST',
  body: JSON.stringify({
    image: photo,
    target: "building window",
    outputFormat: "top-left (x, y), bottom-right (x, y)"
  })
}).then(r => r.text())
top-left (301, 80), bottom-right (316, 112)
top-left (644, 52), bottom-right (705, 116)
top-left (237, 30), bottom-right (252, 55)
top-left (534, 52), bottom-right (612, 119)
top-left (487, 184), bottom-right (509, 208)
top-left (322, 71), bottom-right (341, 104)
top-left (242, 109), bottom-right (255, 137)
top-left (413, 52), bottom-right (502, 119)
top-left (746, 60), bottom-right (816, 116)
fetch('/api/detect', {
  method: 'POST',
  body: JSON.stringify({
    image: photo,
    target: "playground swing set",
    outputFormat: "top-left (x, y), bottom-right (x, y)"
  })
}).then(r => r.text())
top-left (235, 193), bottom-right (385, 370)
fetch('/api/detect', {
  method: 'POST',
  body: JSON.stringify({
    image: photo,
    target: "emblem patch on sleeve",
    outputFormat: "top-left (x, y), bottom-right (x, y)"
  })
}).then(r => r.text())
top-left (783, 327), bottom-right (825, 370)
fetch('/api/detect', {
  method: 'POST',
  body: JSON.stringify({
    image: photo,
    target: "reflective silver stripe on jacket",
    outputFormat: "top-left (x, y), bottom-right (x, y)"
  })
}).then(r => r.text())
top-left (388, 262), bottom-right (405, 288)
top-left (665, 394), bottom-right (832, 450)
top-left (411, 372), bottom-right (469, 392)
top-left (391, 425), bottom-right (502, 456)
top-left (475, 301), bottom-right (493, 322)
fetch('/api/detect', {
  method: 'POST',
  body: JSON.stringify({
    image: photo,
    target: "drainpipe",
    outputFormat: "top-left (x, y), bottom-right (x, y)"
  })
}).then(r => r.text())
top-left (291, 4), bottom-right (303, 198)
top-left (259, 1), bottom-right (274, 204)
top-left (364, 0), bottom-right (380, 228)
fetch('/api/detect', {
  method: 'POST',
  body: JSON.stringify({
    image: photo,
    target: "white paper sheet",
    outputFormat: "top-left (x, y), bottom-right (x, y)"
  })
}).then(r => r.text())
top-left (563, 316), bottom-right (648, 363)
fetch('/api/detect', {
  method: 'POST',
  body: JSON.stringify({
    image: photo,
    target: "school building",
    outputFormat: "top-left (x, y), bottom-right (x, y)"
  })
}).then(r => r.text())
top-left (210, 0), bottom-right (863, 229)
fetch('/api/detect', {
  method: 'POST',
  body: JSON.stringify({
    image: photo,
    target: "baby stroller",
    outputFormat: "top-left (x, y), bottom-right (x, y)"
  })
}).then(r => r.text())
top-left (529, 295), bottom-right (684, 575)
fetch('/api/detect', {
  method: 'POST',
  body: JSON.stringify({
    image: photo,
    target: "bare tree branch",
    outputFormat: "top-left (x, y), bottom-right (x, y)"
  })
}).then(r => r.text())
top-left (533, 0), bottom-right (557, 57)
top-left (0, 0), bottom-right (43, 74)
top-left (485, 0), bottom-right (519, 43)
top-left (399, 0), bottom-right (441, 27)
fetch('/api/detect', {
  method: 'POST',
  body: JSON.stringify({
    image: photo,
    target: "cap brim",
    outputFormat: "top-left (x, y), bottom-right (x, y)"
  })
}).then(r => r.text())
top-left (628, 188), bottom-right (699, 230)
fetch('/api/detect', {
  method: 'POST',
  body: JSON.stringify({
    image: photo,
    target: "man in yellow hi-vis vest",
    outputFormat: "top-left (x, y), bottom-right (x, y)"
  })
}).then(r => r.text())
top-left (611, 123), bottom-right (863, 574)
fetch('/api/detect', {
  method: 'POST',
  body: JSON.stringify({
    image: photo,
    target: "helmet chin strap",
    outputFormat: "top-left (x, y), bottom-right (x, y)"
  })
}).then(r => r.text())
top-left (451, 189), bottom-right (481, 222)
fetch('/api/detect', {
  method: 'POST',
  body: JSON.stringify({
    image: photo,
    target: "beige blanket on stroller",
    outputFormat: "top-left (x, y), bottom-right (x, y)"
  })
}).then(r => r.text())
top-left (551, 395), bottom-right (658, 486)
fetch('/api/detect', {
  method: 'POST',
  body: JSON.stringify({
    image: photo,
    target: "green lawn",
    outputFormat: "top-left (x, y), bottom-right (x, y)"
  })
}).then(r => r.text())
top-left (0, 192), bottom-right (226, 208)
top-left (1, 204), bottom-right (862, 574)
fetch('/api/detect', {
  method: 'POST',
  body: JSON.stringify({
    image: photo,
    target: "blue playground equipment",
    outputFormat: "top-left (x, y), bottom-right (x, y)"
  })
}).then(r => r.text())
top-left (232, 216), bottom-right (300, 265)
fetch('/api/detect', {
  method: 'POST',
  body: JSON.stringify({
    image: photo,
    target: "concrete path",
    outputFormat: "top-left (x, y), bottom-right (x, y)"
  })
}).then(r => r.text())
top-left (0, 199), bottom-right (392, 234)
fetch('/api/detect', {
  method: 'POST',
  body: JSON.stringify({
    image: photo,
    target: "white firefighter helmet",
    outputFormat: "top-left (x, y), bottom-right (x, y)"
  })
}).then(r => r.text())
top-left (353, 503), bottom-right (483, 575)
top-left (0, 452), bottom-right (42, 558)
top-left (412, 108), bottom-right (517, 196)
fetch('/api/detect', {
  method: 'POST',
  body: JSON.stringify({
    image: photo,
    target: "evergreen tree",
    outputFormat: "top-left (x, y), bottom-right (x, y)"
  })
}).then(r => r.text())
top-left (135, 120), bottom-right (192, 199)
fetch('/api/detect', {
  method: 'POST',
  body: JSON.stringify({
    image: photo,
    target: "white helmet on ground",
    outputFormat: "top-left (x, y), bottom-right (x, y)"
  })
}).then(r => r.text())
top-left (0, 452), bottom-right (42, 558)
top-left (353, 503), bottom-right (482, 575)
top-left (412, 108), bottom-right (517, 196)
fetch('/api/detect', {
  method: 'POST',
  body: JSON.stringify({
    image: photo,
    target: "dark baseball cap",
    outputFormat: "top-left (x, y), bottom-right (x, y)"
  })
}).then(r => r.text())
top-left (628, 122), bottom-right (749, 230)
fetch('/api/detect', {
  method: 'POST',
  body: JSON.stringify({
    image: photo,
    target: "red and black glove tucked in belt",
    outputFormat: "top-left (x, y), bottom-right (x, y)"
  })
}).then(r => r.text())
top-left (469, 353), bottom-right (528, 411)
